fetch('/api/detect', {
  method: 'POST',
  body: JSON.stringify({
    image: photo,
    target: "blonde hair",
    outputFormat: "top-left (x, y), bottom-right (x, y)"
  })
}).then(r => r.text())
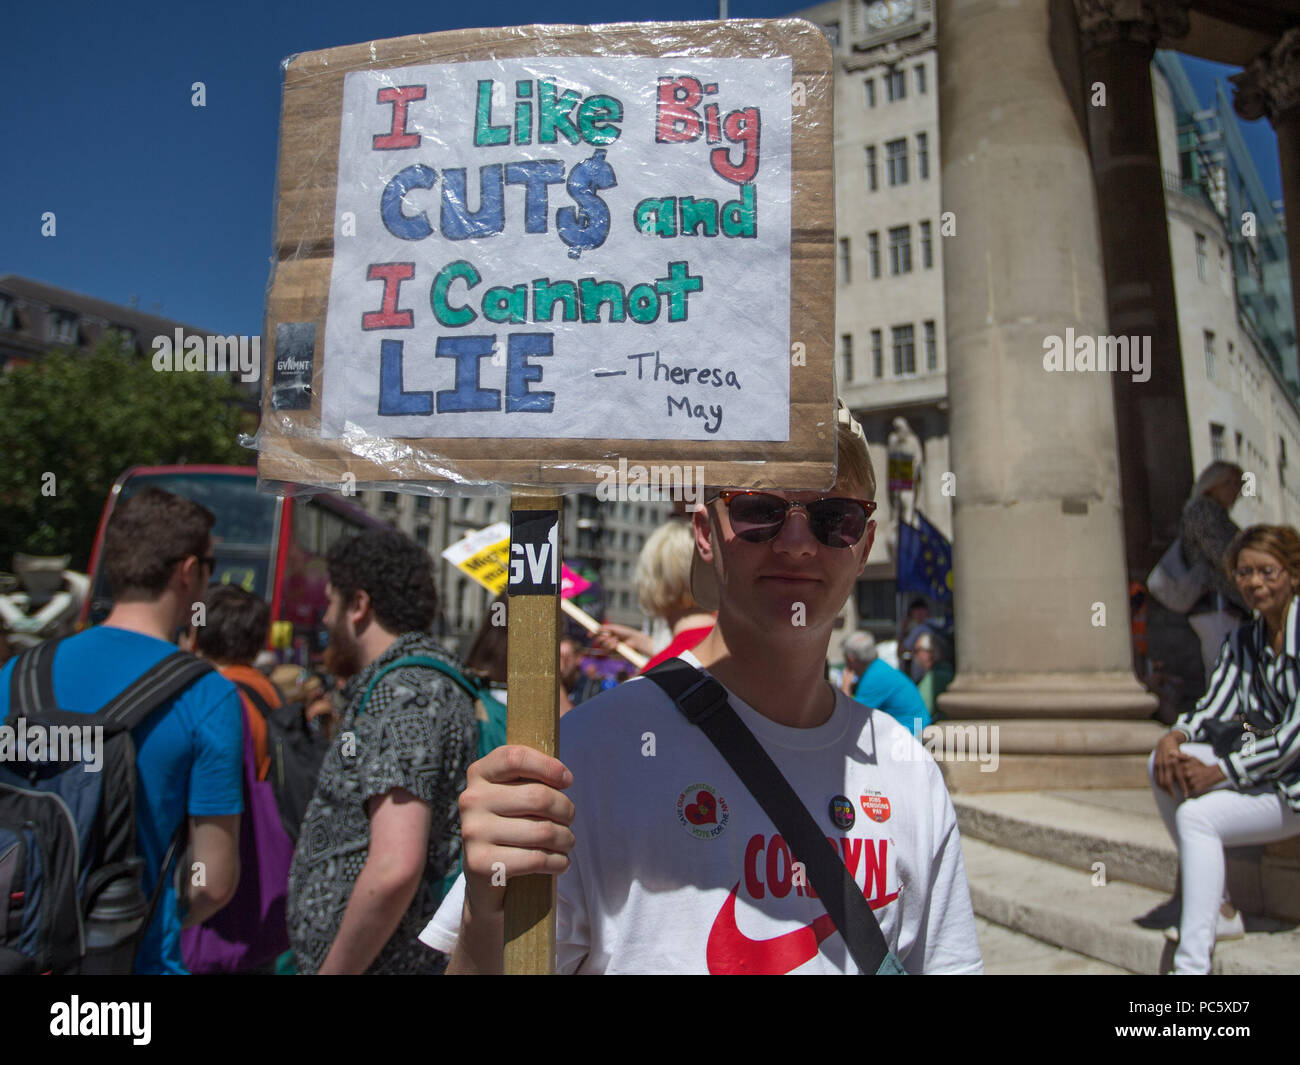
top-left (837, 417), bottom-right (875, 500)
top-left (636, 520), bottom-right (699, 618)
top-left (1194, 461), bottom-right (1243, 499)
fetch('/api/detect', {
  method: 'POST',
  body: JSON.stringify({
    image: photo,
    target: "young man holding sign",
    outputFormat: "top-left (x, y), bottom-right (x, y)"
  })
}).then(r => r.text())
top-left (421, 407), bottom-right (982, 974)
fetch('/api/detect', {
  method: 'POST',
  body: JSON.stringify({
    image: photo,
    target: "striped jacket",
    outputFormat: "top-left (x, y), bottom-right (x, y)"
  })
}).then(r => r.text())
top-left (1175, 596), bottom-right (1300, 812)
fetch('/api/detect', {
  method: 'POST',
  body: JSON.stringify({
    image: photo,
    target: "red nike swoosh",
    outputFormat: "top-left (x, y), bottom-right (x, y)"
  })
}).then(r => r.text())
top-left (706, 881), bottom-right (900, 975)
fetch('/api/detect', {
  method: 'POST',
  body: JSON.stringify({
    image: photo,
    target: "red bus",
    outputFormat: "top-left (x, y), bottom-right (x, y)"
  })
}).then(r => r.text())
top-left (82, 465), bottom-right (386, 663)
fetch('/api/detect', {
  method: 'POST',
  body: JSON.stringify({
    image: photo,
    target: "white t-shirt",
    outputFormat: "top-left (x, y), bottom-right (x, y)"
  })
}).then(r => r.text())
top-left (421, 652), bottom-right (983, 974)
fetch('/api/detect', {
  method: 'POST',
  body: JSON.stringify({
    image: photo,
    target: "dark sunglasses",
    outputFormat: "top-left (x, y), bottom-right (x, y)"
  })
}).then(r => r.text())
top-left (716, 491), bottom-right (876, 548)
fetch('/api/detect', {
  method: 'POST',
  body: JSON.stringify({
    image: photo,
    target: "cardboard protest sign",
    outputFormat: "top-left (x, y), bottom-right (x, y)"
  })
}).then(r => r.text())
top-left (257, 20), bottom-right (834, 492)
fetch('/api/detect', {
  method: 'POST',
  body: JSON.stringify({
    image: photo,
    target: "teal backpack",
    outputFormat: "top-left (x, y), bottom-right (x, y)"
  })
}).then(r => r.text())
top-left (356, 654), bottom-right (508, 905)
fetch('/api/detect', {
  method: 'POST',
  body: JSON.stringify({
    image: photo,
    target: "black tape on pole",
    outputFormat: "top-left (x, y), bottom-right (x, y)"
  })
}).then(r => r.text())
top-left (508, 509), bottom-right (560, 596)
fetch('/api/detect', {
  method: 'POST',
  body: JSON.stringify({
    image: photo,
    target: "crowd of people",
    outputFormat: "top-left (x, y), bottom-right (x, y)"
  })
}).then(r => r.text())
top-left (2, 436), bottom-right (1296, 977)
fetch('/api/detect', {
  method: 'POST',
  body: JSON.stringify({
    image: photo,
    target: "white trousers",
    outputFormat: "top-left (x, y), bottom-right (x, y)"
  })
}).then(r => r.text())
top-left (1148, 743), bottom-right (1300, 974)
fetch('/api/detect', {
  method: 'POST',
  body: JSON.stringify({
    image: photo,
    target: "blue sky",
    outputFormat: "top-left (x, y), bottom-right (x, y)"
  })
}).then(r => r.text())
top-left (0, 1), bottom-right (1283, 339)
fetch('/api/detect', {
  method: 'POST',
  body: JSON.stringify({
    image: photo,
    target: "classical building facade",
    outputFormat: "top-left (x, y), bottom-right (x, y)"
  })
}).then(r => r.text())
top-left (794, 0), bottom-right (1300, 789)
top-left (1155, 51), bottom-right (1300, 528)
top-left (798, 0), bottom-right (1297, 645)
top-left (797, 0), bottom-right (950, 642)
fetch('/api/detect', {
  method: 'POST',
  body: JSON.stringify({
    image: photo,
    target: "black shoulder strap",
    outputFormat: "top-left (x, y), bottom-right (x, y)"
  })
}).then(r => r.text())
top-left (232, 679), bottom-right (275, 720)
top-left (95, 652), bottom-right (215, 730)
top-left (11, 638), bottom-right (215, 732)
top-left (11, 636), bottom-right (214, 732)
top-left (8, 636), bottom-right (63, 724)
top-left (643, 658), bottom-right (900, 976)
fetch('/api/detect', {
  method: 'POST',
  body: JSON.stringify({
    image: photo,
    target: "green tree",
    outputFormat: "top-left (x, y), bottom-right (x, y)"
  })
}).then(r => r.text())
top-left (0, 337), bottom-right (249, 570)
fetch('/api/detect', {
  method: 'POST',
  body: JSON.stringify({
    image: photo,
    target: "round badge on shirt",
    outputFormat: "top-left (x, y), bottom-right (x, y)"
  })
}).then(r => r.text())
top-left (829, 795), bottom-right (855, 830)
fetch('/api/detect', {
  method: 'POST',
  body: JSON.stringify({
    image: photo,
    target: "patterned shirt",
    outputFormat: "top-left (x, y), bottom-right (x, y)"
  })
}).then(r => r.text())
top-left (287, 632), bottom-right (477, 974)
top-left (1175, 596), bottom-right (1300, 812)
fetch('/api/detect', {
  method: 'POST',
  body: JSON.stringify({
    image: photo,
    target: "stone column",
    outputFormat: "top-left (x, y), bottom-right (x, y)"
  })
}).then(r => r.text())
top-left (1232, 28), bottom-right (1300, 358)
top-left (1076, 0), bottom-right (1195, 576)
top-left (937, 0), bottom-right (1158, 790)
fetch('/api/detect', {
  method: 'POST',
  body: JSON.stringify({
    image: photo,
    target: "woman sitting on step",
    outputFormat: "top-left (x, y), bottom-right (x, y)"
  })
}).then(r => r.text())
top-left (1149, 523), bottom-right (1300, 974)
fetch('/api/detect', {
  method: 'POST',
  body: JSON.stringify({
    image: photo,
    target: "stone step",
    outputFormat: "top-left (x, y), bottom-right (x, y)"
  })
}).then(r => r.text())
top-left (953, 789), bottom-right (1300, 920)
top-left (961, 835), bottom-right (1300, 974)
top-left (955, 788), bottom-right (1175, 892)
top-left (974, 916), bottom-right (1130, 974)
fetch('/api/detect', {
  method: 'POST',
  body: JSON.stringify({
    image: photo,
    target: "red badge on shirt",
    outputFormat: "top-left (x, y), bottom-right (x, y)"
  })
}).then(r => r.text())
top-left (860, 792), bottom-right (891, 823)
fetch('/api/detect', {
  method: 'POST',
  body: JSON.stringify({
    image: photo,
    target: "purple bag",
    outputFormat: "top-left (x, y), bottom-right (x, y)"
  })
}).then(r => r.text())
top-left (181, 703), bottom-right (293, 973)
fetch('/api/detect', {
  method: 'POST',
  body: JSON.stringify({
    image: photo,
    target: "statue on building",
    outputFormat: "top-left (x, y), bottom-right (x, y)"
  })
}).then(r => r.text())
top-left (886, 417), bottom-right (924, 531)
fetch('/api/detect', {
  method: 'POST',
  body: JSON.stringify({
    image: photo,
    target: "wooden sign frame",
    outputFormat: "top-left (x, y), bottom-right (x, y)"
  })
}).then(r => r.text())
top-left (257, 18), bottom-right (835, 493)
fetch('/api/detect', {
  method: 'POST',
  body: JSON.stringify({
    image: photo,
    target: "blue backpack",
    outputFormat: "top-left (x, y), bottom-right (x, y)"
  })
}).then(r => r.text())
top-left (0, 638), bottom-right (213, 974)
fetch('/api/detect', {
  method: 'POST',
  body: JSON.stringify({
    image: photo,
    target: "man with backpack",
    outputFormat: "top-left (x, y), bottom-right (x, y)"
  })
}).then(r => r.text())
top-left (0, 486), bottom-right (243, 974)
top-left (423, 405), bottom-right (983, 974)
top-left (286, 528), bottom-right (477, 974)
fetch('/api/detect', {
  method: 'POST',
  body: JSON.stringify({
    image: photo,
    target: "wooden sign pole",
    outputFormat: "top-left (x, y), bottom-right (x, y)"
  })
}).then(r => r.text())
top-left (504, 489), bottom-right (562, 974)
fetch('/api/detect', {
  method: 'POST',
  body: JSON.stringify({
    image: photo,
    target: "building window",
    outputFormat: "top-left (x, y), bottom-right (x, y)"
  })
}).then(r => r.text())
top-left (886, 66), bottom-right (906, 102)
top-left (110, 327), bottom-right (137, 355)
top-left (1210, 423), bottom-right (1225, 462)
top-left (865, 78), bottom-right (876, 108)
top-left (917, 132), bottom-right (929, 180)
top-left (886, 138), bottom-right (908, 186)
top-left (888, 225), bottom-right (912, 275)
top-left (839, 237), bottom-right (851, 284)
top-left (915, 64), bottom-right (927, 95)
top-left (892, 324), bottom-right (916, 376)
top-left (925, 320), bottom-right (937, 370)
top-left (868, 231), bottom-right (881, 278)
top-left (841, 334), bottom-right (853, 383)
top-left (1235, 430), bottom-right (1243, 458)
top-left (1195, 232), bottom-right (1207, 282)
top-left (415, 495), bottom-right (431, 512)
top-left (1280, 436), bottom-right (1288, 488)
top-left (1204, 330), bottom-right (1215, 381)
top-left (865, 146), bottom-right (877, 191)
top-left (382, 491), bottom-right (400, 508)
top-left (50, 311), bottom-right (78, 346)
top-left (0, 296), bottom-right (13, 331)
top-left (920, 219), bottom-right (933, 268)
top-left (872, 329), bottom-right (883, 378)
top-left (416, 526), bottom-right (430, 549)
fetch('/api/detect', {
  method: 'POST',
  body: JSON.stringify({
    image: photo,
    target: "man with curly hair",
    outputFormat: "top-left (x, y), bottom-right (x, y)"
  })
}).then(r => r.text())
top-left (286, 528), bottom-right (477, 974)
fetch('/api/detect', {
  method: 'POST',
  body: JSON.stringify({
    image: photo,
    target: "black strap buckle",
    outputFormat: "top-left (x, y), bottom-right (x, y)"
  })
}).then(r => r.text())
top-left (675, 676), bottom-right (730, 725)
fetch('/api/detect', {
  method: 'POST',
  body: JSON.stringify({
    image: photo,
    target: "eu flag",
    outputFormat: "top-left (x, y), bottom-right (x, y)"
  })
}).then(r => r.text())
top-left (896, 511), bottom-right (953, 603)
